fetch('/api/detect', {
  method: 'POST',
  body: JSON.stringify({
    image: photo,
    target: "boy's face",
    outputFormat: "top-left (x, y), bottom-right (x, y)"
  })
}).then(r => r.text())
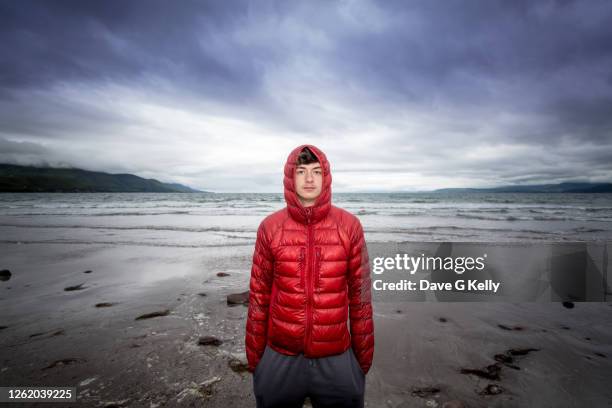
top-left (294, 162), bottom-right (322, 207)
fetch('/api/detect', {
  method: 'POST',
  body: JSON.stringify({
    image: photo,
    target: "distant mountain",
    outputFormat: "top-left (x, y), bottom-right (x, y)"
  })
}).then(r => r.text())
top-left (0, 164), bottom-right (205, 193)
top-left (434, 182), bottom-right (612, 194)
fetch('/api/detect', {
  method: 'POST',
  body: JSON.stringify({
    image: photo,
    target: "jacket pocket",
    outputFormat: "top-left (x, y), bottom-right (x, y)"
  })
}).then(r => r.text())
top-left (298, 247), bottom-right (306, 290)
top-left (254, 346), bottom-right (268, 378)
top-left (253, 346), bottom-right (270, 397)
top-left (350, 347), bottom-right (366, 379)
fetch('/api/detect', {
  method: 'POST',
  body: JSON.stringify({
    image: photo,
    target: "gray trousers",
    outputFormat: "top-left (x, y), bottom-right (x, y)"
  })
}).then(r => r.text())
top-left (252, 345), bottom-right (365, 408)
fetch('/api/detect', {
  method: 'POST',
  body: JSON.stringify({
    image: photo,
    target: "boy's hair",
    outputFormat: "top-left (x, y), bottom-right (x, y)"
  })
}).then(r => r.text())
top-left (296, 147), bottom-right (319, 165)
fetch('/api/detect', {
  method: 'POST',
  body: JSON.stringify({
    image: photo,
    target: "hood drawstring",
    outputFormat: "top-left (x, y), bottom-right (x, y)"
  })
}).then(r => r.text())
top-left (305, 207), bottom-right (312, 224)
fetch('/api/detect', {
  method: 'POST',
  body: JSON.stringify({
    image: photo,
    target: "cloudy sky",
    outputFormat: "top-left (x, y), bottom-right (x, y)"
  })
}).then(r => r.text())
top-left (1, 0), bottom-right (611, 192)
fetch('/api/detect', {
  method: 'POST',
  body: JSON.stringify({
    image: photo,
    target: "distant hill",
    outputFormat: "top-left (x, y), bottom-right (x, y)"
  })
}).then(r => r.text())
top-left (434, 182), bottom-right (612, 194)
top-left (0, 164), bottom-right (204, 193)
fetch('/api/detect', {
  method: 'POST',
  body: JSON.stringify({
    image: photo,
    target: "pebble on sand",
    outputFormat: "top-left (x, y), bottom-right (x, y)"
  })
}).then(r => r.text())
top-left (198, 336), bottom-right (223, 346)
top-left (494, 353), bottom-right (520, 370)
top-left (135, 309), bottom-right (170, 320)
top-left (497, 324), bottom-right (524, 331)
top-left (463, 347), bottom-right (540, 383)
top-left (0, 269), bottom-right (11, 281)
top-left (460, 363), bottom-right (502, 381)
top-left (507, 348), bottom-right (539, 356)
top-left (30, 329), bottom-right (65, 338)
top-left (228, 358), bottom-right (249, 373)
top-left (227, 291), bottom-right (249, 306)
top-left (562, 301), bottom-right (575, 309)
top-left (43, 357), bottom-right (86, 370)
top-left (479, 384), bottom-right (504, 395)
top-left (95, 302), bottom-right (116, 308)
top-left (64, 283), bottom-right (87, 291)
top-left (411, 386), bottom-right (441, 398)
top-left (217, 272), bottom-right (230, 277)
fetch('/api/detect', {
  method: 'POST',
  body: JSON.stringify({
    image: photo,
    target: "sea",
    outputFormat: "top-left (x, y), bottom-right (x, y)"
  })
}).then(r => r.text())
top-left (1, 192), bottom-right (612, 248)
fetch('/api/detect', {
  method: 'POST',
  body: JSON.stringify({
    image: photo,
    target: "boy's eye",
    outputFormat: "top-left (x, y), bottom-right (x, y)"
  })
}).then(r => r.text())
top-left (295, 169), bottom-right (322, 176)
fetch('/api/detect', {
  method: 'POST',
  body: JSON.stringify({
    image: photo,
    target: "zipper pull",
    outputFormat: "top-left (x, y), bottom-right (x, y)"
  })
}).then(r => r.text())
top-left (305, 208), bottom-right (312, 224)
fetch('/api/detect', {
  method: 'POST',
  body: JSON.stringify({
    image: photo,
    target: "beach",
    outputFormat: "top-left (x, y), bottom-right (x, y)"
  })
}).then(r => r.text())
top-left (1, 192), bottom-right (612, 407)
top-left (1, 243), bottom-right (256, 407)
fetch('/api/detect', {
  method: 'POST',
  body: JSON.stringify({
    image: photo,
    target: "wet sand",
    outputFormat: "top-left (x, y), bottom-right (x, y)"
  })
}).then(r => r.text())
top-left (1, 243), bottom-right (611, 407)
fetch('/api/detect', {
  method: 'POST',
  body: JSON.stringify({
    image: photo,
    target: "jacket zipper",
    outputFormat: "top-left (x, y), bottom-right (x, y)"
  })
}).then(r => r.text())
top-left (299, 247), bottom-right (305, 289)
top-left (305, 208), bottom-right (313, 354)
top-left (315, 247), bottom-right (321, 294)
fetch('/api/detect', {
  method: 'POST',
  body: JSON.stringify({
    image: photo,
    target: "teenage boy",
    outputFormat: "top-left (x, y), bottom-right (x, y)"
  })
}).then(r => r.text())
top-left (245, 144), bottom-right (374, 408)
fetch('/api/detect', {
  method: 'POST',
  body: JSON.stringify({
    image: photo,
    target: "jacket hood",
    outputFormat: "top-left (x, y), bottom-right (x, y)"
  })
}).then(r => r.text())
top-left (283, 144), bottom-right (332, 224)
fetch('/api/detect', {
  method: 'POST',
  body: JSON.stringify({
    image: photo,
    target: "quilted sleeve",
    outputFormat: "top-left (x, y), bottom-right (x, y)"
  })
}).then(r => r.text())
top-left (347, 218), bottom-right (375, 374)
top-left (245, 221), bottom-right (274, 373)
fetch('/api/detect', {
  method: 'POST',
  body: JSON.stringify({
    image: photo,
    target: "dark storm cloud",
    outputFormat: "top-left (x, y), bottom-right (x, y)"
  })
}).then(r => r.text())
top-left (0, 0), bottom-right (611, 191)
top-left (0, 0), bottom-right (272, 100)
top-left (327, 0), bottom-right (612, 142)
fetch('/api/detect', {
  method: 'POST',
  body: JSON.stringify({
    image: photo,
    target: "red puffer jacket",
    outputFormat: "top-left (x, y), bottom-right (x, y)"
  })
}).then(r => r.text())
top-left (245, 144), bottom-right (374, 375)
